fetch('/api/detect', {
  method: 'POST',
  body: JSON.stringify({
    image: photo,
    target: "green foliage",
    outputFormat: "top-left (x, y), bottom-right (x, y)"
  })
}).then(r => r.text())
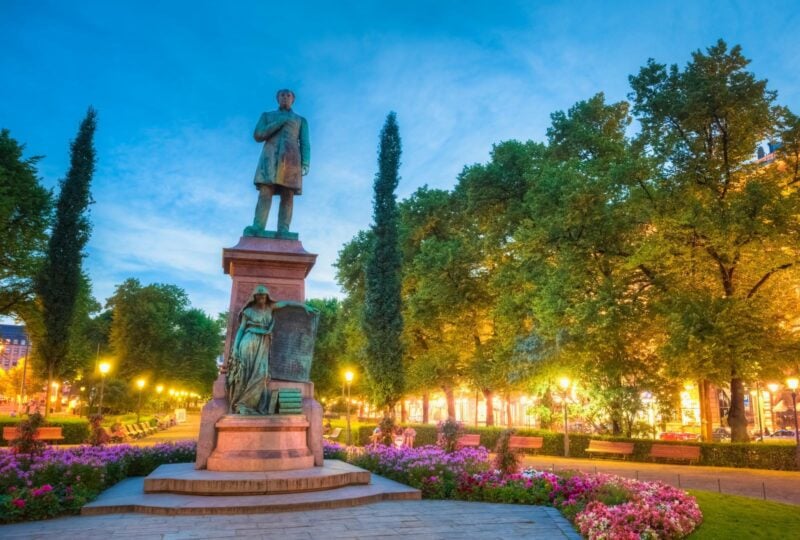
top-left (0, 129), bottom-right (51, 318)
top-left (107, 278), bottom-right (219, 393)
top-left (9, 412), bottom-right (46, 454)
top-left (307, 298), bottom-right (345, 397)
top-left (363, 112), bottom-right (404, 411)
top-left (493, 429), bottom-right (521, 474)
top-left (437, 417), bottom-right (464, 453)
top-left (377, 415), bottom-right (397, 446)
top-left (36, 108), bottom-right (97, 395)
top-left (629, 40), bottom-right (800, 441)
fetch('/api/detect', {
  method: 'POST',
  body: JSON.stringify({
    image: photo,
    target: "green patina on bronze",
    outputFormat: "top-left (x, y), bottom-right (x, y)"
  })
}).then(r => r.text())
top-left (246, 89), bottom-right (311, 237)
top-left (225, 284), bottom-right (318, 415)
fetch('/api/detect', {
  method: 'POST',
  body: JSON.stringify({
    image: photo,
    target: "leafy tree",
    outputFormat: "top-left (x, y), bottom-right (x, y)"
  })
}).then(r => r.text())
top-left (629, 40), bottom-right (800, 441)
top-left (108, 278), bottom-right (219, 394)
top-left (308, 298), bottom-right (345, 398)
top-left (0, 129), bottom-right (51, 317)
top-left (362, 113), bottom-right (404, 414)
top-left (36, 108), bottom-right (97, 415)
top-left (400, 187), bottom-right (464, 420)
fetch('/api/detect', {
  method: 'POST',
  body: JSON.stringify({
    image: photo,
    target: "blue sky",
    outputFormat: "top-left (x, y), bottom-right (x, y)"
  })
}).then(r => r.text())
top-left (2, 1), bottom-right (799, 317)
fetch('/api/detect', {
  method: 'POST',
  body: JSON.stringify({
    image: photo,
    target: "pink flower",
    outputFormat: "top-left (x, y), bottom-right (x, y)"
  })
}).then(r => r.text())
top-left (12, 498), bottom-right (25, 508)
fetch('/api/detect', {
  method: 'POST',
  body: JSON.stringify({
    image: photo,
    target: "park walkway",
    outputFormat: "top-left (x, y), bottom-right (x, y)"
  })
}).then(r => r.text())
top-left (0, 500), bottom-right (581, 539)
top-left (520, 454), bottom-right (800, 506)
top-left (129, 413), bottom-right (202, 445)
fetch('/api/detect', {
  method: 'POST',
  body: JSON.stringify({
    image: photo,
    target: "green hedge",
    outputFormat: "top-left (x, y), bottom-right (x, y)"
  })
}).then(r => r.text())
top-left (355, 423), bottom-right (798, 471)
top-left (0, 417), bottom-right (90, 446)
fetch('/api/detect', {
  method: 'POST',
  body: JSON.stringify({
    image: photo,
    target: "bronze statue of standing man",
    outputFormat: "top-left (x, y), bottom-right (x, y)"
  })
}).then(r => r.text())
top-left (245, 89), bottom-right (310, 237)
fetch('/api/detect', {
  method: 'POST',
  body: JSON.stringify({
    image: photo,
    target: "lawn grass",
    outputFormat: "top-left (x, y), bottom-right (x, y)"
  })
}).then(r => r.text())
top-left (327, 416), bottom-right (372, 443)
top-left (688, 490), bottom-right (800, 539)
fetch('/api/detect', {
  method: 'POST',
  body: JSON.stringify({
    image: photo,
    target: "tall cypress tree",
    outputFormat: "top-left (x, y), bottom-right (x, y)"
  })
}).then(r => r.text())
top-left (37, 108), bottom-right (97, 415)
top-left (363, 112), bottom-right (404, 415)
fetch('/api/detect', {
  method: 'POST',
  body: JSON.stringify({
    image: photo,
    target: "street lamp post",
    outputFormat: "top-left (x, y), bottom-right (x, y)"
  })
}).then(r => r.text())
top-left (344, 370), bottom-right (354, 445)
top-left (156, 384), bottom-right (164, 413)
top-left (787, 378), bottom-right (799, 467)
top-left (767, 383), bottom-right (779, 432)
top-left (98, 361), bottom-right (110, 414)
top-left (51, 381), bottom-right (60, 414)
top-left (559, 377), bottom-right (571, 457)
top-left (18, 346), bottom-right (29, 413)
top-left (136, 378), bottom-right (146, 423)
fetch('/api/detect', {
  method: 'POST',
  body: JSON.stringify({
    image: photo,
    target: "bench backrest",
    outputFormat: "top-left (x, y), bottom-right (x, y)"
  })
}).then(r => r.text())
top-left (457, 434), bottom-right (481, 446)
top-left (508, 436), bottom-right (544, 449)
top-left (2, 426), bottom-right (63, 441)
top-left (649, 444), bottom-right (701, 460)
top-left (587, 440), bottom-right (634, 454)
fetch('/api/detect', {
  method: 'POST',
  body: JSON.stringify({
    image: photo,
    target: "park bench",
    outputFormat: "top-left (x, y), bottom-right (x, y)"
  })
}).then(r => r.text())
top-left (2, 426), bottom-right (64, 443)
top-left (124, 424), bottom-right (143, 439)
top-left (138, 422), bottom-right (156, 435)
top-left (130, 424), bottom-right (149, 438)
top-left (457, 434), bottom-right (481, 448)
top-left (585, 440), bottom-right (634, 459)
top-left (649, 444), bottom-right (701, 463)
top-left (323, 427), bottom-right (342, 440)
top-left (508, 435), bottom-right (543, 454)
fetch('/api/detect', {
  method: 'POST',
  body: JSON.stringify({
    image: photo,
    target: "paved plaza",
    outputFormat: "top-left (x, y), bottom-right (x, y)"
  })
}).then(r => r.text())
top-left (0, 500), bottom-right (581, 539)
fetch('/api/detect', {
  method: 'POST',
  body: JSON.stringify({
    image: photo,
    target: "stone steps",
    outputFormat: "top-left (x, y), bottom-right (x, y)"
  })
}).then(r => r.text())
top-left (83, 473), bottom-right (420, 516)
top-left (144, 460), bottom-right (371, 495)
top-left (82, 459), bottom-right (421, 516)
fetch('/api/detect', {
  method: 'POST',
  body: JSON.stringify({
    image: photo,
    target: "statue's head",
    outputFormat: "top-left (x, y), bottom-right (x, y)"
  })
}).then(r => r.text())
top-left (248, 284), bottom-right (275, 306)
top-left (276, 89), bottom-right (295, 110)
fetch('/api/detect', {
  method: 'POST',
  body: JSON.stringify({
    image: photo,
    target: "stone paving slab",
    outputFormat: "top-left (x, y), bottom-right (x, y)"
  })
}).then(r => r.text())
top-left (82, 473), bottom-right (420, 516)
top-left (0, 500), bottom-right (581, 539)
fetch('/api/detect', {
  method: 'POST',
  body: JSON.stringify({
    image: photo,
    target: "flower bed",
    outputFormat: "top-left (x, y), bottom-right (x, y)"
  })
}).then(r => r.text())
top-left (348, 444), bottom-right (490, 498)
top-left (0, 441), bottom-right (196, 523)
top-left (332, 443), bottom-right (702, 539)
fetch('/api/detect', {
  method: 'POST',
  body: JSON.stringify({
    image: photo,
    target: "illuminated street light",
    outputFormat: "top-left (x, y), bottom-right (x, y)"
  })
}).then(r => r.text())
top-left (787, 378), bottom-right (799, 461)
top-left (98, 361), bottom-right (111, 414)
top-left (344, 370), bottom-right (354, 445)
top-left (559, 377), bottom-right (571, 457)
top-left (766, 383), bottom-right (779, 432)
top-left (136, 378), bottom-right (146, 423)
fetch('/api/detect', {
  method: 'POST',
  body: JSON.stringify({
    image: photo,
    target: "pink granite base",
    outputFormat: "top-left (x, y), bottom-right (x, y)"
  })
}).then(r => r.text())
top-left (207, 415), bottom-right (314, 472)
top-left (144, 461), bottom-right (370, 495)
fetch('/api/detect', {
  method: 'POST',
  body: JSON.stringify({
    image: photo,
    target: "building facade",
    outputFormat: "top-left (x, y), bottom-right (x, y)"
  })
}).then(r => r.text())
top-left (0, 324), bottom-right (31, 371)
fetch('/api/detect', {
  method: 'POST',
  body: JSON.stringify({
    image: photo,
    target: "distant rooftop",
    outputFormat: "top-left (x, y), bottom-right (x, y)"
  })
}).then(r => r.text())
top-left (0, 324), bottom-right (28, 341)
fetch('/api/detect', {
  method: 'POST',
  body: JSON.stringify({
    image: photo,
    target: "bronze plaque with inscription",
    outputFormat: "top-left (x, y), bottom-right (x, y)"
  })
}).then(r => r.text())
top-left (269, 305), bottom-right (319, 382)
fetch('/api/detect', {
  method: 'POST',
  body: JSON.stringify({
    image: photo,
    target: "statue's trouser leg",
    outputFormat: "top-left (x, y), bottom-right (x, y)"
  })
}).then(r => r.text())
top-left (253, 185), bottom-right (275, 230)
top-left (277, 190), bottom-right (294, 233)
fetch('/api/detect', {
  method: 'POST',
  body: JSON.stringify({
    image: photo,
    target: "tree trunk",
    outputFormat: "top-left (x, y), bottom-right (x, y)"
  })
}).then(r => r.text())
top-left (483, 388), bottom-right (494, 426)
top-left (444, 386), bottom-right (456, 419)
top-left (699, 379), bottom-right (714, 442)
top-left (505, 394), bottom-right (512, 427)
top-left (422, 392), bottom-right (429, 424)
top-left (400, 399), bottom-right (407, 423)
top-left (611, 410), bottom-right (621, 436)
top-left (728, 373), bottom-right (750, 442)
top-left (44, 364), bottom-right (53, 418)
